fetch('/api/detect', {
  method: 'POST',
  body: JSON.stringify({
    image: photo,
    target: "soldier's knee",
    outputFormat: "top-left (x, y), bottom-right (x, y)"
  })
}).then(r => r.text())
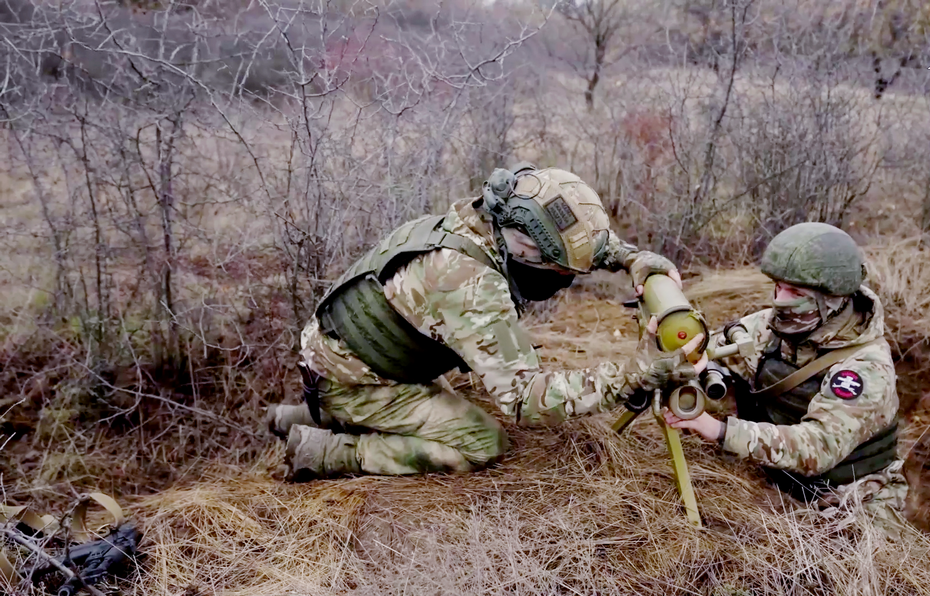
top-left (489, 424), bottom-right (510, 459)
top-left (467, 420), bottom-right (510, 466)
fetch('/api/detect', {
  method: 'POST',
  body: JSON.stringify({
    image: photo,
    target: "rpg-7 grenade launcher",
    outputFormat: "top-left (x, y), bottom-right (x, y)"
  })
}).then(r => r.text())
top-left (613, 273), bottom-right (754, 527)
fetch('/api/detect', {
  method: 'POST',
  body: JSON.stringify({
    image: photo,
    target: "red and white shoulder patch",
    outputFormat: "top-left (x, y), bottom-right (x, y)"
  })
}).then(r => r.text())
top-left (829, 370), bottom-right (864, 400)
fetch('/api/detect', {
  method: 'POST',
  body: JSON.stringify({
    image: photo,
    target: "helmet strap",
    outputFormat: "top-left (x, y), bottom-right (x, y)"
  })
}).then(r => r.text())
top-left (816, 293), bottom-right (850, 327)
top-left (814, 293), bottom-right (831, 323)
top-left (479, 168), bottom-right (529, 313)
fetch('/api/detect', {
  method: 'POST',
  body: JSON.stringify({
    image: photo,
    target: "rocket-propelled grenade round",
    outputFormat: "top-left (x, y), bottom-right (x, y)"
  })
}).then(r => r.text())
top-left (640, 274), bottom-right (709, 357)
top-left (630, 274), bottom-right (754, 420)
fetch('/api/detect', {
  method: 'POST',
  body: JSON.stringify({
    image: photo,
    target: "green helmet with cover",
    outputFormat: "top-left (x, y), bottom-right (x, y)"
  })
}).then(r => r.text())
top-left (760, 222), bottom-right (865, 296)
top-left (482, 165), bottom-right (610, 273)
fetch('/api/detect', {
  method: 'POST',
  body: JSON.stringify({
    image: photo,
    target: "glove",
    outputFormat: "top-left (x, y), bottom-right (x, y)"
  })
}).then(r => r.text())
top-left (625, 250), bottom-right (678, 289)
top-left (617, 316), bottom-right (704, 408)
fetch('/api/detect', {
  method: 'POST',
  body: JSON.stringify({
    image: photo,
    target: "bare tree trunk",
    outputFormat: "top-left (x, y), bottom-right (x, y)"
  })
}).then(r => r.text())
top-left (78, 113), bottom-right (108, 343)
top-left (585, 37), bottom-right (606, 110)
top-left (693, 0), bottom-right (749, 208)
top-left (3, 110), bottom-right (72, 311)
top-left (155, 116), bottom-right (181, 370)
top-left (584, 69), bottom-right (599, 109)
top-left (670, 0), bottom-right (751, 263)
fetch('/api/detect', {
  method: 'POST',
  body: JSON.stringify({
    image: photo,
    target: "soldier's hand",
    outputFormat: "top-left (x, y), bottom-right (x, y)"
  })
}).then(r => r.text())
top-left (625, 317), bottom-right (707, 399)
top-left (628, 251), bottom-right (681, 296)
top-left (645, 315), bottom-right (708, 373)
top-left (663, 410), bottom-right (726, 443)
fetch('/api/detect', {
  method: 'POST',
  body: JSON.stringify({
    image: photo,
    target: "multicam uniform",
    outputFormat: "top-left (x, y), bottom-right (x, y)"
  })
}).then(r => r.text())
top-left (292, 197), bottom-right (679, 476)
top-left (714, 287), bottom-right (909, 537)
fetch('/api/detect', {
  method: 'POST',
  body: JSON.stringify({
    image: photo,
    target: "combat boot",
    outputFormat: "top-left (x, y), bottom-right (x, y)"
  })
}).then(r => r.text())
top-left (284, 425), bottom-right (361, 481)
top-left (265, 403), bottom-right (318, 439)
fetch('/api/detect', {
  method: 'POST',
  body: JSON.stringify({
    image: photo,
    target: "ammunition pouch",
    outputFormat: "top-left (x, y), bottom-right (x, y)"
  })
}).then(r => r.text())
top-left (819, 421), bottom-right (898, 486)
top-left (767, 422), bottom-right (899, 501)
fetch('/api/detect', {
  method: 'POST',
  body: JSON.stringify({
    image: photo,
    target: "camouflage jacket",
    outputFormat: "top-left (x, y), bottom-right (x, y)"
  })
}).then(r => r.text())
top-left (714, 286), bottom-right (899, 477)
top-left (301, 197), bottom-right (658, 426)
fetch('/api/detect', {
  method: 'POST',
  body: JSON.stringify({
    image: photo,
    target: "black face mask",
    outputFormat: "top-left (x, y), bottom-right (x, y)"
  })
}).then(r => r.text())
top-left (506, 257), bottom-right (575, 302)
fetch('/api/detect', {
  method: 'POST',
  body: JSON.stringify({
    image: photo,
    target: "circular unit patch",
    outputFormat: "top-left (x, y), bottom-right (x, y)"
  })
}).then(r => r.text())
top-left (829, 370), bottom-right (864, 400)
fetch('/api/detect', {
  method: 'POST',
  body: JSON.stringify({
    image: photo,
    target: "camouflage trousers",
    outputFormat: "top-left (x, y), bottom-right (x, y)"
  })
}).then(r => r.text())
top-left (816, 459), bottom-right (913, 540)
top-left (287, 377), bottom-right (509, 477)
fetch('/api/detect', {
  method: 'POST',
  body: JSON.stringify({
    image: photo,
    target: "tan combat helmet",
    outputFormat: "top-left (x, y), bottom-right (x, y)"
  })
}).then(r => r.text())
top-left (482, 164), bottom-right (610, 273)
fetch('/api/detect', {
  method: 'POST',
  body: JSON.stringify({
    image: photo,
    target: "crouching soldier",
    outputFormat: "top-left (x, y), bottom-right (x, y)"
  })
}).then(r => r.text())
top-left (665, 223), bottom-right (910, 539)
top-left (267, 164), bottom-right (705, 479)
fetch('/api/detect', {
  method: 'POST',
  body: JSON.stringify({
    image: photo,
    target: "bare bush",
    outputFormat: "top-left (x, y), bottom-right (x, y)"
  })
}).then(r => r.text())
top-left (0, 0), bottom-right (545, 506)
top-left (726, 67), bottom-right (886, 253)
top-left (2, 0), bottom-right (930, 589)
top-left (553, 0), bottom-right (632, 109)
top-left (529, 0), bottom-right (920, 269)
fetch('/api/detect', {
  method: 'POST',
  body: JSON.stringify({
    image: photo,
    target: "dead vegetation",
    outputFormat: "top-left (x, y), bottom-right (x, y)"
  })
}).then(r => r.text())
top-left (3, 0), bottom-right (930, 593)
top-left (127, 370), bottom-right (930, 596)
top-left (8, 271), bottom-right (930, 596)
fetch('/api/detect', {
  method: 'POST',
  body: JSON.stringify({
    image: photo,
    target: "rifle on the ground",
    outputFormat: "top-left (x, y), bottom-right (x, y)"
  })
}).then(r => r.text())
top-left (27, 523), bottom-right (142, 596)
top-left (612, 274), bottom-right (754, 527)
top-left (1, 494), bottom-right (142, 596)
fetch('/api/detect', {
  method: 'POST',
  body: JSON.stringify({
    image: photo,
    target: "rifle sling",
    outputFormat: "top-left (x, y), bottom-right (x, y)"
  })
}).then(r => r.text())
top-left (750, 340), bottom-right (882, 401)
top-left (0, 550), bottom-right (18, 585)
top-left (71, 493), bottom-right (125, 543)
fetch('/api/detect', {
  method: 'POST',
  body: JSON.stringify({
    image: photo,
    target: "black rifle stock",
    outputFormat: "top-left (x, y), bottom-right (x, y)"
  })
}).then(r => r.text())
top-left (29, 523), bottom-right (141, 596)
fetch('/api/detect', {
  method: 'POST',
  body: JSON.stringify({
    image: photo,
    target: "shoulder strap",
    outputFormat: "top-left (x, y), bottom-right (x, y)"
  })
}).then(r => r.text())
top-left (750, 339), bottom-right (883, 401)
top-left (375, 216), bottom-right (499, 281)
top-left (428, 229), bottom-right (498, 272)
top-left (318, 215), bottom-right (500, 315)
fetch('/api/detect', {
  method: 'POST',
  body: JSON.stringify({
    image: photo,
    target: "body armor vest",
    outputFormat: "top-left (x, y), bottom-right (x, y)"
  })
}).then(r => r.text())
top-left (315, 215), bottom-right (501, 384)
top-left (741, 340), bottom-right (898, 500)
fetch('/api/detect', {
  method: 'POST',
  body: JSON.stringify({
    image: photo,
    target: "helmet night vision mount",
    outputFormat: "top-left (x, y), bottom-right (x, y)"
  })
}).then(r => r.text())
top-left (481, 164), bottom-right (609, 273)
top-left (482, 165), bottom-right (573, 270)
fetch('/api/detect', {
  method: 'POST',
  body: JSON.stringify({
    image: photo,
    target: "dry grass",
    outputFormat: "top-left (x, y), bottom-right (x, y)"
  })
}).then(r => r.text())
top-left (126, 416), bottom-right (930, 596)
top-left (134, 453), bottom-right (365, 595)
top-left (864, 240), bottom-right (930, 532)
top-left (2, 3), bottom-right (930, 590)
top-left (3, 269), bottom-right (930, 595)
top-left (95, 269), bottom-right (928, 596)
top-left (865, 240), bottom-right (930, 349)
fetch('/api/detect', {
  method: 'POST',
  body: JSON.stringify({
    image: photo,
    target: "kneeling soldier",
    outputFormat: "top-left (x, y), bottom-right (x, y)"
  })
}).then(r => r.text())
top-left (267, 164), bottom-right (704, 479)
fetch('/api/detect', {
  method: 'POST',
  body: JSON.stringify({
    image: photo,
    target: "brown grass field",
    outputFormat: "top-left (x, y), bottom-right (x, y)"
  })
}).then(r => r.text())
top-left (127, 270), bottom-right (930, 596)
top-left (2, 5), bottom-right (930, 589)
top-left (4, 268), bottom-right (929, 596)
